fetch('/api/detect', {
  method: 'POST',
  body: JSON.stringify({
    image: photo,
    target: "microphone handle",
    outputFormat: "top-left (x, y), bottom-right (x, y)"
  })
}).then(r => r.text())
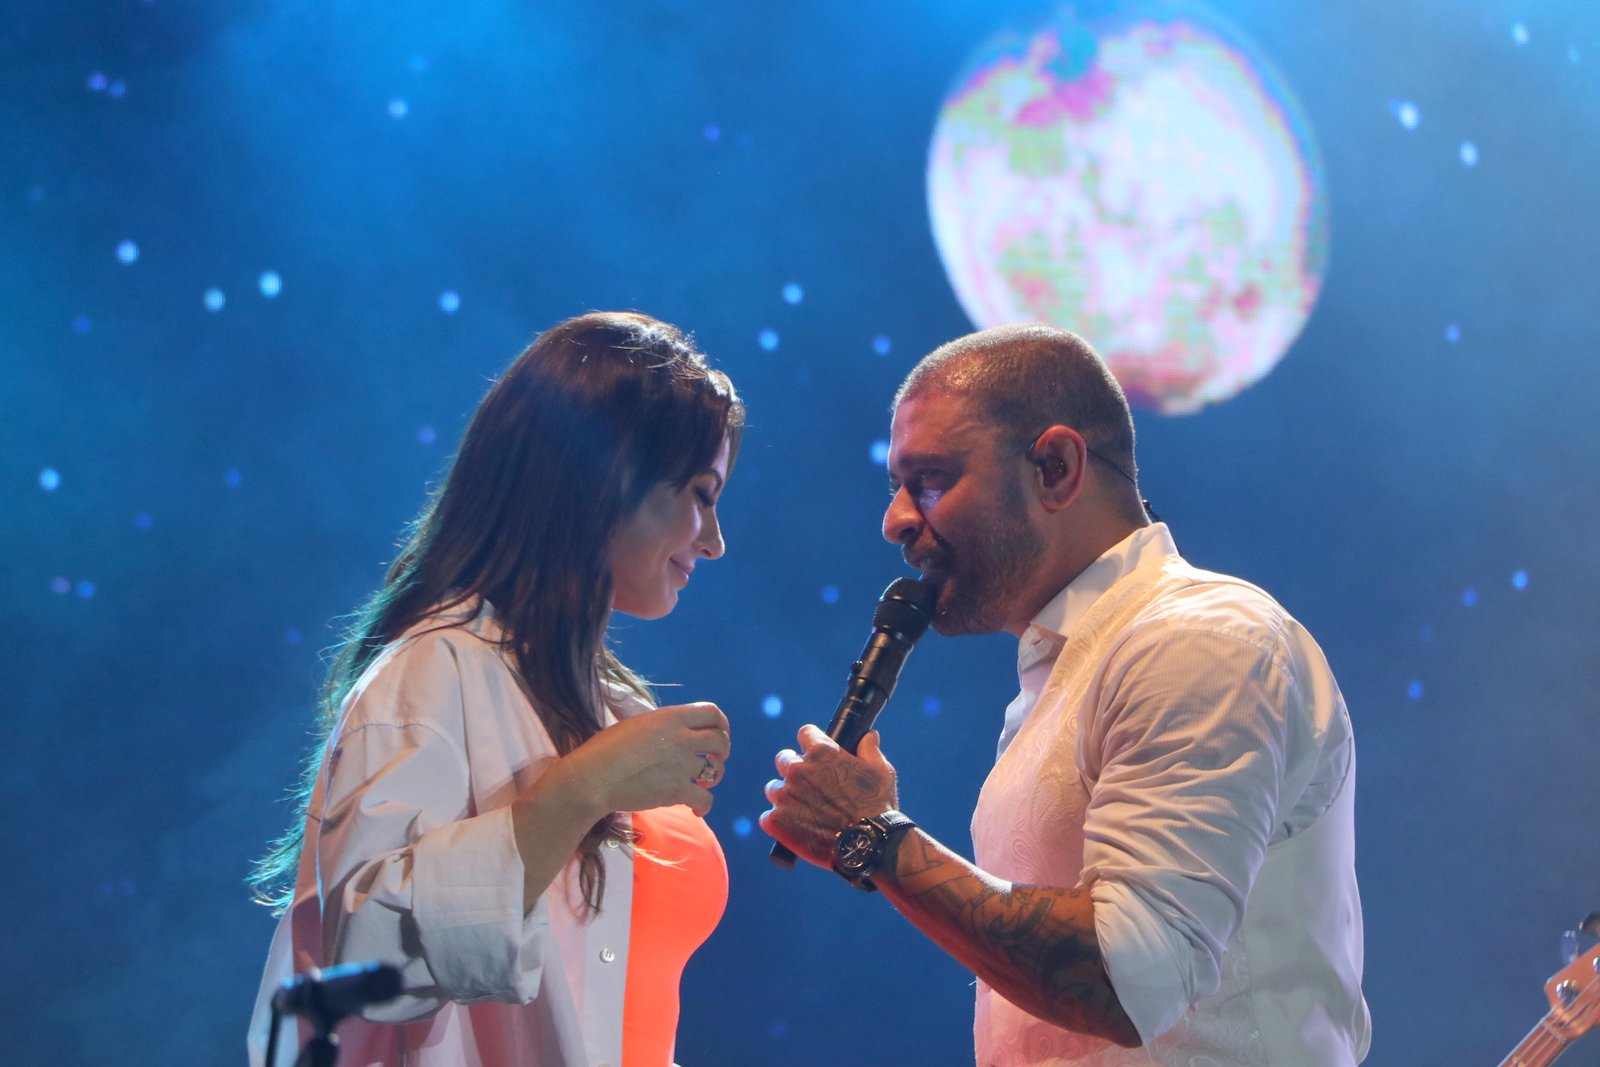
top-left (823, 690), bottom-right (881, 752)
top-left (769, 687), bottom-right (885, 868)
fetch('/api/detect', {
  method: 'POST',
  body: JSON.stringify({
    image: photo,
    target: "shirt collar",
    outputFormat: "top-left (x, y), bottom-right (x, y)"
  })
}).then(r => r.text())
top-left (1018, 523), bottom-right (1178, 669)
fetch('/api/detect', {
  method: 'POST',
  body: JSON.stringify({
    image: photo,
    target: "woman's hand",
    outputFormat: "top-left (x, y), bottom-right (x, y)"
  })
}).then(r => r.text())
top-left (564, 701), bottom-right (731, 818)
top-left (510, 702), bottom-right (730, 912)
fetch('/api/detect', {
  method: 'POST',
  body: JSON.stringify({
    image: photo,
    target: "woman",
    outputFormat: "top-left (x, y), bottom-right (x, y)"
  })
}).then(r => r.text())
top-left (248, 311), bottom-right (744, 1067)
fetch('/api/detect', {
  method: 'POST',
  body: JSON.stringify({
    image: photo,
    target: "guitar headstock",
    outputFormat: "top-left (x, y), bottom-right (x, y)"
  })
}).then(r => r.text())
top-left (1544, 914), bottom-right (1600, 1041)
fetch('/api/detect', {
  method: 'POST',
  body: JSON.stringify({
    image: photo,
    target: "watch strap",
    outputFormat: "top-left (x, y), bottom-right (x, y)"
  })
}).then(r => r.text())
top-left (833, 809), bottom-right (918, 892)
top-left (874, 810), bottom-right (916, 836)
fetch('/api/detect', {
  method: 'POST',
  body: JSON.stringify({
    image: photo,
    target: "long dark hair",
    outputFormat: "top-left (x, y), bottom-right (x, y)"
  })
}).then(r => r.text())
top-left (250, 311), bottom-right (744, 915)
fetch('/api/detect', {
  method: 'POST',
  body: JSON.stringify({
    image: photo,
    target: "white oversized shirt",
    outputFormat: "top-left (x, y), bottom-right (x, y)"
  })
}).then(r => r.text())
top-left (248, 601), bottom-right (681, 1067)
top-left (973, 524), bottom-right (1370, 1066)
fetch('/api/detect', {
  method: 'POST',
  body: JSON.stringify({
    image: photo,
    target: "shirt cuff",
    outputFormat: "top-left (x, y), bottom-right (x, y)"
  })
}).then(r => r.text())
top-left (409, 804), bottom-right (550, 1004)
top-left (1091, 877), bottom-right (1192, 1044)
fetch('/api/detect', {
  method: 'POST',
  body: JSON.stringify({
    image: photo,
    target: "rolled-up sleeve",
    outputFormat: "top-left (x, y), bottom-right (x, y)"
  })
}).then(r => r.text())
top-left (1079, 625), bottom-right (1296, 1043)
top-left (313, 633), bottom-right (551, 1022)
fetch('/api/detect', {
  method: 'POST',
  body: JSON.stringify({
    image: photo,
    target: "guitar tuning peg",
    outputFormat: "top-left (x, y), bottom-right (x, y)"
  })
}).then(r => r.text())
top-left (1563, 912), bottom-right (1600, 965)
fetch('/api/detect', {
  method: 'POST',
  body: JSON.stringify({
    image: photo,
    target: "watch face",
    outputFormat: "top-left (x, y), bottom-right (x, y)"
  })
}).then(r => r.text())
top-left (835, 826), bottom-right (880, 874)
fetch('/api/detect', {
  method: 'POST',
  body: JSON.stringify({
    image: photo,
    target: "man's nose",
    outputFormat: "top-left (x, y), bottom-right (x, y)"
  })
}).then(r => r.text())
top-left (882, 487), bottom-right (922, 546)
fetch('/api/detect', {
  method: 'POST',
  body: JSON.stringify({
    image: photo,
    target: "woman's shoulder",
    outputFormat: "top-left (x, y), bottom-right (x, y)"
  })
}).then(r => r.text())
top-left (393, 594), bottom-right (506, 648)
top-left (603, 677), bottom-right (655, 721)
top-left (362, 599), bottom-right (500, 674)
top-left (340, 598), bottom-right (517, 732)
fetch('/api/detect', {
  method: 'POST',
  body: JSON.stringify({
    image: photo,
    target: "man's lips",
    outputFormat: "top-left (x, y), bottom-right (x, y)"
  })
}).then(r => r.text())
top-left (906, 552), bottom-right (950, 578)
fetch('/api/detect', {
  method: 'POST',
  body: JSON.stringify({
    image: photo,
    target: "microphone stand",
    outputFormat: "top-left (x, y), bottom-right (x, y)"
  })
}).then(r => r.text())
top-left (264, 1001), bottom-right (343, 1067)
top-left (265, 961), bottom-right (402, 1067)
top-left (293, 1019), bottom-right (341, 1067)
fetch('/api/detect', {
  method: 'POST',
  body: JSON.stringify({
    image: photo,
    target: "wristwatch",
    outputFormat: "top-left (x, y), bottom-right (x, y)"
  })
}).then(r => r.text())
top-left (832, 810), bottom-right (917, 892)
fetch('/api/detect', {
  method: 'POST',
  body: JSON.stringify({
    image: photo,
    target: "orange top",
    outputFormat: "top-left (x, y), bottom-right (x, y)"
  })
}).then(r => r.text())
top-left (621, 805), bottom-right (728, 1067)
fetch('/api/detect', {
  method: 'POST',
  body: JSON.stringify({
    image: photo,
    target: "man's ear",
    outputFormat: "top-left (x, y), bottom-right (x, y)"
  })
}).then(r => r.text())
top-left (1026, 425), bottom-right (1087, 511)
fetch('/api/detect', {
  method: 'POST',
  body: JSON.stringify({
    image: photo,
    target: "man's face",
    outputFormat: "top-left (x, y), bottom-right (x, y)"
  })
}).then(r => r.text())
top-left (882, 392), bottom-right (1044, 636)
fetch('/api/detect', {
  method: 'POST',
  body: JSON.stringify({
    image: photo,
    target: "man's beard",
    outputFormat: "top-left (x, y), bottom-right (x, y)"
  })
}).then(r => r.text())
top-left (917, 478), bottom-right (1043, 636)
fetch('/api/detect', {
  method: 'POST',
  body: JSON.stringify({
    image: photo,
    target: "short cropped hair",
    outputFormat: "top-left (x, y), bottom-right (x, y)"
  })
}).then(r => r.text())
top-left (897, 323), bottom-right (1138, 482)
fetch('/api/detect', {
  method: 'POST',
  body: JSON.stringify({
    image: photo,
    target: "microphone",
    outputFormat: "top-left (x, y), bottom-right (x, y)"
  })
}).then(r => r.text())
top-left (770, 577), bottom-right (937, 868)
top-left (271, 960), bottom-right (403, 1025)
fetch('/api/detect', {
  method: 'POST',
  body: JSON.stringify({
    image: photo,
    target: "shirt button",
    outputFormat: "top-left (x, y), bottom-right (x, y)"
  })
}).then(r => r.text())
top-left (600, 947), bottom-right (616, 963)
top-left (604, 837), bottom-right (620, 849)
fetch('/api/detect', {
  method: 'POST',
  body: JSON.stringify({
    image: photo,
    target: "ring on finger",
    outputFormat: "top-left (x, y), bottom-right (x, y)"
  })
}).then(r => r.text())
top-left (695, 755), bottom-right (721, 785)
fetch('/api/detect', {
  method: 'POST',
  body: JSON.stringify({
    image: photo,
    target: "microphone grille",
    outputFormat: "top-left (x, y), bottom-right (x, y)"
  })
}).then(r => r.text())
top-left (873, 577), bottom-right (936, 639)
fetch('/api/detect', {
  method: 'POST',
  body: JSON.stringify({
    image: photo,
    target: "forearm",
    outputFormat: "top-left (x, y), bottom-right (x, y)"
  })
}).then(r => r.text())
top-left (510, 760), bottom-right (607, 914)
top-left (324, 804), bottom-right (554, 1015)
top-left (510, 701), bottom-right (730, 913)
top-left (875, 828), bottom-right (1141, 1048)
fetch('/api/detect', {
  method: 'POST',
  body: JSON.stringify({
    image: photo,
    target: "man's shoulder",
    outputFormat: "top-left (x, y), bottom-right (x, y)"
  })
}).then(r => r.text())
top-left (1125, 557), bottom-right (1307, 658)
top-left (1152, 556), bottom-right (1288, 617)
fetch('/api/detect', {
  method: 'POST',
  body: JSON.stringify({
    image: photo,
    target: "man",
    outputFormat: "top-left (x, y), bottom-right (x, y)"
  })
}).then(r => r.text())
top-left (760, 324), bottom-right (1369, 1065)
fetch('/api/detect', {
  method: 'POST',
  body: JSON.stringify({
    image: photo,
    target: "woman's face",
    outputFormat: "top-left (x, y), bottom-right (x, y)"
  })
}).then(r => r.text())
top-left (607, 436), bottom-right (732, 620)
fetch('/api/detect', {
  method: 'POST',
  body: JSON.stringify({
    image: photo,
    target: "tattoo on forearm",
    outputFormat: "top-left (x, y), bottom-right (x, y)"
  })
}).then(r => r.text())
top-left (883, 832), bottom-right (1135, 1043)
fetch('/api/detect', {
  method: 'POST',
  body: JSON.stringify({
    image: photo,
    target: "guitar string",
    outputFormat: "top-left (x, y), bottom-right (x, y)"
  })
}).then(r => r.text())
top-left (1508, 1004), bottom-right (1588, 1067)
top-left (1503, 1009), bottom-right (1573, 1067)
top-left (1505, 1022), bottom-right (1555, 1067)
top-left (1500, 949), bottom-right (1596, 1067)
